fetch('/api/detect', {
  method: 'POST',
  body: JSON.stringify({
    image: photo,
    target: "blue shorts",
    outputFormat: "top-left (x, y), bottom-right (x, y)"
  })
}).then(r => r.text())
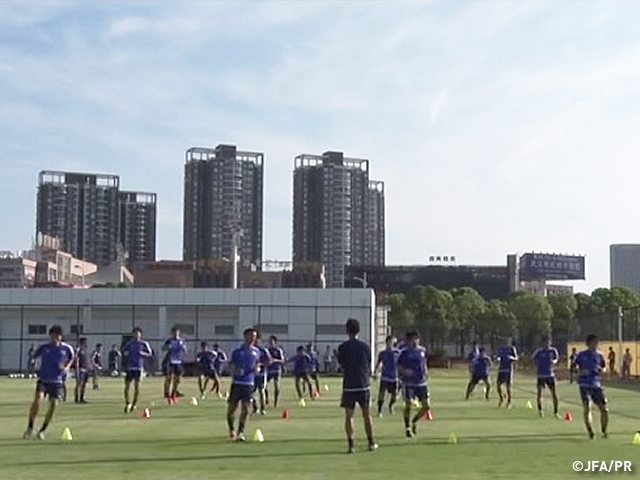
top-left (341, 389), bottom-right (371, 409)
top-left (36, 381), bottom-right (64, 400)
top-left (200, 368), bottom-right (216, 379)
top-left (267, 372), bottom-right (281, 383)
top-left (229, 383), bottom-right (254, 404)
top-left (471, 374), bottom-right (489, 385)
top-left (537, 377), bottom-right (556, 389)
top-left (379, 380), bottom-right (399, 394)
top-left (125, 370), bottom-right (142, 382)
top-left (497, 371), bottom-right (512, 385)
top-left (254, 374), bottom-right (267, 390)
top-left (76, 370), bottom-right (89, 384)
top-left (579, 386), bottom-right (607, 406)
top-left (403, 385), bottom-right (429, 402)
top-left (164, 364), bottom-right (183, 376)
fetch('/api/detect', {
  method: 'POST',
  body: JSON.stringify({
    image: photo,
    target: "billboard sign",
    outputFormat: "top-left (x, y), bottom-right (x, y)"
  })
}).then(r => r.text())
top-left (519, 253), bottom-right (585, 281)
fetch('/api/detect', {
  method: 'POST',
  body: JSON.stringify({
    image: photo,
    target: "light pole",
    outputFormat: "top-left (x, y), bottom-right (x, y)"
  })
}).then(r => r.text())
top-left (352, 272), bottom-right (368, 288)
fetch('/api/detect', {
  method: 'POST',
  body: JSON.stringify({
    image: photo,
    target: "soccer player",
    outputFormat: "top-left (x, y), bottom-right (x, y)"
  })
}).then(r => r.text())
top-left (569, 347), bottom-right (578, 384)
top-left (375, 335), bottom-right (400, 417)
top-left (266, 336), bottom-right (285, 408)
top-left (338, 318), bottom-right (378, 454)
top-left (227, 328), bottom-right (261, 442)
top-left (210, 343), bottom-right (228, 397)
top-left (253, 334), bottom-right (271, 415)
top-left (74, 337), bottom-right (90, 404)
top-left (290, 345), bottom-right (314, 400)
top-left (622, 348), bottom-right (633, 380)
top-left (397, 331), bottom-right (430, 438)
top-left (496, 341), bottom-right (518, 407)
top-left (23, 326), bottom-right (74, 440)
top-left (108, 344), bottom-right (122, 376)
top-left (90, 343), bottom-right (103, 390)
top-left (163, 326), bottom-right (187, 403)
top-left (531, 335), bottom-right (560, 418)
top-left (467, 341), bottom-right (480, 373)
top-left (572, 334), bottom-right (608, 439)
top-left (607, 347), bottom-right (616, 378)
top-left (122, 327), bottom-right (152, 413)
top-left (465, 346), bottom-right (492, 401)
top-left (196, 342), bottom-right (217, 399)
top-left (307, 343), bottom-right (321, 397)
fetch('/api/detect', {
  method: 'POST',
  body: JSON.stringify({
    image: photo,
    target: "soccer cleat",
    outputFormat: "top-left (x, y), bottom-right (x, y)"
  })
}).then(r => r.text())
top-left (602, 432), bottom-right (609, 439)
top-left (554, 413), bottom-right (562, 420)
top-left (588, 430), bottom-right (595, 440)
top-left (405, 428), bottom-right (413, 438)
top-left (228, 431), bottom-right (237, 442)
top-left (538, 410), bottom-right (544, 417)
top-left (347, 445), bottom-right (356, 454)
top-left (36, 431), bottom-right (46, 440)
top-left (237, 432), bottom-right (247, 442)
top-left (22, 429), bottom-right (33, 440)
top-left (200, 394), bottom-right (206, 400)
top-left (259, 409), bottom-right (266, 416)
top-left (368, 443), bottom-right (379, 452)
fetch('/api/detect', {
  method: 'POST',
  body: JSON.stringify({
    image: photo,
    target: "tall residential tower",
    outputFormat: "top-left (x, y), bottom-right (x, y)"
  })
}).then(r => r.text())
top-left (120, 191), bottom-right (157, 264)
top-left (293, 151), bottom-right (385, 287)
top-left (183, 144), bottom-right (263, 269)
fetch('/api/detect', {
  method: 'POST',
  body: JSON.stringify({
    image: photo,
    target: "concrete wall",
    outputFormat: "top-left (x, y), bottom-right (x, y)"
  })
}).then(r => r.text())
top-left (0, 288), bottom-right (376, 372)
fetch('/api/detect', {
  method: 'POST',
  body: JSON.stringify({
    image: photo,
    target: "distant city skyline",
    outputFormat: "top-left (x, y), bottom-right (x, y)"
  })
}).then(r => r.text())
top-left (3, 1), bottom-right (640, 293)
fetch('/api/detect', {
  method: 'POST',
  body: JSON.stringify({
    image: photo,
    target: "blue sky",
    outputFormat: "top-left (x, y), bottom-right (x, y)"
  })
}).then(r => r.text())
top-left (2, 0), bottom-right (640, 293)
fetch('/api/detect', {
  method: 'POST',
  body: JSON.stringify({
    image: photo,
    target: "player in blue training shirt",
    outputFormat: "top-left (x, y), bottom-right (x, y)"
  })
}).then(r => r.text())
top-left (227, 328), bottom-right (261, 442)
top-left (123, 327), bottom-right (152, 413)
top-left (289, 345), bottom-right (314, 401)
top-left (23, 325), bottom-right (75, 440)
top-left (306, 343), bottom-right (321, 398)
top-left (465, 346), bottom-right (492, 401)
top-left (196, 341), bottom-right (217, 399)
top-left (210, 343), bottom-right (227, 397)
top-left (375, 335), bottom-right (400, 417)
top-left (467, 342), bottom-right (480, 372)
top-left (338, 318), bottom-right (378, 454)
top-left (162, 326), bottom-right (187, 403)
top-left (496, 342), bottom-right (518, 408)
top-left (74, 337), bottom-right (90, 404)
top-left (266, 336), bottom-right (285, 408)
top-left (531, 335), bottom-right (560, 417)
top-left (252, 334), bottom-right (271, 415)
top-left (397, 331), bottom-right (430, 438)
top-left (572, 334), bottom-right (608, 439)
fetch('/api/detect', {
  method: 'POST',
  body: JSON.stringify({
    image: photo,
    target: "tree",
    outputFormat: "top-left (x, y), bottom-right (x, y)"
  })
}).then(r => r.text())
top-left (548, 293), bottom-right (578, 349)
top-left (384, 293), bottom-right (415, 335)
top-left (507, 292), bottom-right (553, 352)
top-left (450, 287), bottom-right (486, 355)
top-left (478, 300), bottom-right (517, 351)
top-left (406, 285), bottom-right (453, 350)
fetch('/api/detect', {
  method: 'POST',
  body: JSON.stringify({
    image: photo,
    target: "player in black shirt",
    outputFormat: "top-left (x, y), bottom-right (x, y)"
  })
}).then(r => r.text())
top-left (337, 318), bottom-right (378, 454)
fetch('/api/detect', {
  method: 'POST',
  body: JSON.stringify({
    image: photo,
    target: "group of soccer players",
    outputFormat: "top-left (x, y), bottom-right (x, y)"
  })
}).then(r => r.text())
top-left (23, 321), bottom-right (612, 447)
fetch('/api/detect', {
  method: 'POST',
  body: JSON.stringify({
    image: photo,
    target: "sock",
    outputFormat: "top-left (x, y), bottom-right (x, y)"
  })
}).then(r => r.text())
top-left (367, 436), bottom-right (374, 446)
top-left (238, 419), bottom-right (246, 434)
top-left (348, 438), bottom-right (354, 449)
top-left (226, 416), bottom-right (234, 432)
top-left (404, 416), bottom-right (410, 429)
top-left (40, 421), bottom-right (49, 432)
top-left (28, 419), bottom-right (34, 430)
top-left (377, 401), bottom-right (383, 414)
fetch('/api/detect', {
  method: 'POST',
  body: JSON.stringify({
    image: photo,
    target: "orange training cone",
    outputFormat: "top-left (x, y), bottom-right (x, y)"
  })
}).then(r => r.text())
top-left (281, 410), bottom-right (290, 420)
top-left (425, 410), bottom-right (433, 421)
top-left (564, 412), bottom-right (573, 422)
top-left (142, 408), bottom-right (151, 419)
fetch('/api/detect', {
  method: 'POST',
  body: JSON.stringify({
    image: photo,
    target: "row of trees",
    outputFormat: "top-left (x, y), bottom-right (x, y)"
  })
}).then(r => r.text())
top-left (384, 285), bottom-right (640, 355)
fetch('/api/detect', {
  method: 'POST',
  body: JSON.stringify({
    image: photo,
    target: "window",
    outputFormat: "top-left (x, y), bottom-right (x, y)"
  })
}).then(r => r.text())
top-left (215, 325), bottom-right (235, 336)
top-left (174, 324), bottom-right (195, 335)
top-left (28, 325), bottom-right (47, 335)
top-left (70, 324), bottom-right (84, 335)
top-left (259, 324), bottom-right (288, 335)
top-left (316, 324), bottom-right (345, 335)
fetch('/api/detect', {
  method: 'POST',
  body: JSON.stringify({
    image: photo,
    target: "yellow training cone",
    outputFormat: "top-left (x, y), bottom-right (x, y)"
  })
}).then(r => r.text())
top-left (525, 400), bottom-right (533, 410)
top-left (253, 429), bottom-right (265, 443)
top-left (191, 397), bottom-right (199, 406)
top-left (633, 433), bottom-right (640, 446)
top-left (323, 384), bottom-right (330, 392)
top-left (447, 432), bottom-right (457, 444)
top-left (61, 427), bottom-right (73, 441)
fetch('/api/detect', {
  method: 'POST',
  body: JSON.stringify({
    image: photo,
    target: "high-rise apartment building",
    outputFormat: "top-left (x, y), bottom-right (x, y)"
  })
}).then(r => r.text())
top-left (120, 191), bottom-right (157, 264)
top-left (36, 171), bottom-right (156, 267)
top-left (610, 244), bottom-right (640, 293)
top-left (37, 171), bottom-right (120, 266)
top-left (293, 151), bottom-right (385, 288)
top-left (183, 144), bottom-right (263, 269)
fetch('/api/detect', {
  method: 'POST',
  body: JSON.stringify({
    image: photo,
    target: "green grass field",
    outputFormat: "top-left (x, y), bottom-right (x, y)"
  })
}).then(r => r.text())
top-left (1, 370), bottom-right (639, 480)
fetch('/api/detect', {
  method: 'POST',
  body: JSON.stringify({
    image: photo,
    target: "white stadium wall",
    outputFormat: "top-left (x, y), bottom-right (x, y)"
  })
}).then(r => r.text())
top-left (0, 288), bottom-right (376, 372)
